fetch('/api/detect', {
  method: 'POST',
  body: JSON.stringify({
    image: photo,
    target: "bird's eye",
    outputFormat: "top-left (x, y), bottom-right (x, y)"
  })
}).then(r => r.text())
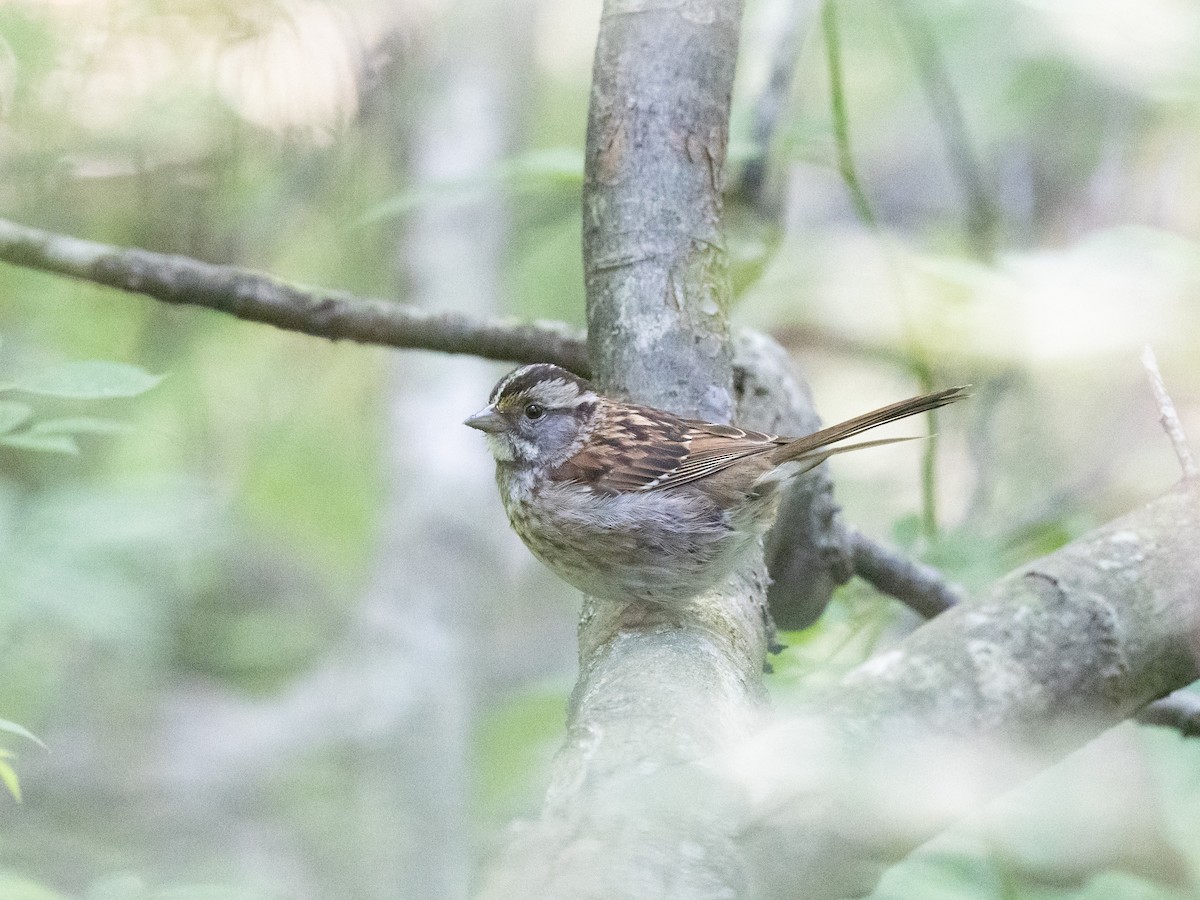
top-left (524, 403), bottom-right (545, 420)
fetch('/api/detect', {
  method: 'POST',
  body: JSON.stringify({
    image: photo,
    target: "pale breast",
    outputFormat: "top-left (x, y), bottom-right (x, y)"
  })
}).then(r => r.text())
top-left (496, 469), bottom-right (766, 604)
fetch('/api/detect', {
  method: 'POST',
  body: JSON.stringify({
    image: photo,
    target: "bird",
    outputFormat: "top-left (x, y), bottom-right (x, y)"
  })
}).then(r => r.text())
top-left (465, 363), bottom-right (967, 607)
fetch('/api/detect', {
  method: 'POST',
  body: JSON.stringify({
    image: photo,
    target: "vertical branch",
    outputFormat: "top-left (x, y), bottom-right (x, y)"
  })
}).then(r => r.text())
top-left (480, 1), bottom-right (769, 896)
top-left (583, 0), bottom-right (743, 421)
top-left (354, 5), bottom-right (530, 897)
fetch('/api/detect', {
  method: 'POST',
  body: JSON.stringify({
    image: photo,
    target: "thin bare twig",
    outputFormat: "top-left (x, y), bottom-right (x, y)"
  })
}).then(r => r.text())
top-left (1142, 345), bottom-right (1198, 479)
top-left (848, 527), bottom-right (962, 618)
top-left (0, 217), bottom-right (590, 376)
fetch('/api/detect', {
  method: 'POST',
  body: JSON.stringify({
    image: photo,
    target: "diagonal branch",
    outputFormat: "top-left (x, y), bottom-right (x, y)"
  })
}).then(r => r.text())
top-left (740, 481), bottom-right (1200, 900)
top-left (0, 217), bottom-right (590, 376)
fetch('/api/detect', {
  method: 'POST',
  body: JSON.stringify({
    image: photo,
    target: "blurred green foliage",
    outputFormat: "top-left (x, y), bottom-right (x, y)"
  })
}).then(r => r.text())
top-left (0, 353), bottom-right (161, 805)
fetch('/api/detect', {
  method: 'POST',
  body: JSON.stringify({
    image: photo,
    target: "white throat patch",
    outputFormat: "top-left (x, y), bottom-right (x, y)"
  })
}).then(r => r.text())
top-left (486, 432), bottom-right (539, 463)
top-left (485, 433), bottom-right (515, 462)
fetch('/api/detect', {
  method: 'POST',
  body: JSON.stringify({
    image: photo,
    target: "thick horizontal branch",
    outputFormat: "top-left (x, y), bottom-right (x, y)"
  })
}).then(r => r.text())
top-left (841, 532), bottom-right (1200, 752)
top-left (0, 217), bottom-right (590, 376)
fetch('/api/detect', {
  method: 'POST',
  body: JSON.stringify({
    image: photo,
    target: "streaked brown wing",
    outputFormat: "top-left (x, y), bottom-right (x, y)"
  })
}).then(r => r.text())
top-left (551, 406), bottom-right (782, 494)
top-left (551, 385), bottom-right (968, 495)
top-left (641, 421), bottom-right (783, 490)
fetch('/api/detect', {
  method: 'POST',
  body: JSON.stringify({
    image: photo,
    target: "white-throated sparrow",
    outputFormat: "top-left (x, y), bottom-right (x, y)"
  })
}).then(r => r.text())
top-left (466, 363), bottom-right (967, 606)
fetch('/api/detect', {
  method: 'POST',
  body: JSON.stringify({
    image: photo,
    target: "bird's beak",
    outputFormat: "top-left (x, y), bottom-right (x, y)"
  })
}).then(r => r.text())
top-left (464, 407), bottom-right (506, 434)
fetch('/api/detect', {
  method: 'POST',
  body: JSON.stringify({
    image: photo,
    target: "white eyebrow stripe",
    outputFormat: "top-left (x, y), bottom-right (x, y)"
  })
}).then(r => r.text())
top-left (531, 379), bottom-right (585, 407)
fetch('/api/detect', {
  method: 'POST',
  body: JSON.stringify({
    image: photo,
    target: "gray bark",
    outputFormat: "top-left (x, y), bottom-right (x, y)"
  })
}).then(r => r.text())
top-left (583, 0), bottom-right (742, 422)
top-left (736, 332), bottom-right (853, 628)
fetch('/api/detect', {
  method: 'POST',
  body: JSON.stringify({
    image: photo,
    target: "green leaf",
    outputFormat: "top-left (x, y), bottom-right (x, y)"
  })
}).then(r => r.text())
top-left (0, 432), bottom-right (80, 454)
top-left (7, 361), bottom-right (163, 399)
top-left (31, 417), bottom-right (133, 436)
top-left (0, 400), bottom-right (31, 434)
top-left (0, 719), bottom-right (45, 749)
top-left (0, 752), bottom-right (21, 802)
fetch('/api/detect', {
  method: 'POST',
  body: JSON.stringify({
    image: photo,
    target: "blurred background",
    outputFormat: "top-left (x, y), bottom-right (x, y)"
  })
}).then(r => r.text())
top-left (0, 0), bottom-right (1197, 897)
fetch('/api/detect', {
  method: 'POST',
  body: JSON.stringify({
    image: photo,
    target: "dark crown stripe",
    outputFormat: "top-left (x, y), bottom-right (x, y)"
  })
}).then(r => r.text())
top-left (491, 364), bottom-right (592, 406)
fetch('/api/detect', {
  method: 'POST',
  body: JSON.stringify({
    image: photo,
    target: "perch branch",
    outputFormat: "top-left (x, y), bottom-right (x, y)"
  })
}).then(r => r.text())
top-left (0, 217), bottom-right (590, 376)
top-left (481, 1), bottom-right (763, 897)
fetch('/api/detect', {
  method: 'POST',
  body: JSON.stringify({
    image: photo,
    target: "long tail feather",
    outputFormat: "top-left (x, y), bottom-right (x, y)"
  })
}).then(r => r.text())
top-left (770, 385), bottom-right (969, 465)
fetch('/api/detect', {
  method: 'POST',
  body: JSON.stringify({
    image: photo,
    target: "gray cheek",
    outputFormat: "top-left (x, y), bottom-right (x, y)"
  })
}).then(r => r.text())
top-left (530, 418), bottom-right (578, 459)
top-left (512, 436), bottom-right (539, 460)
